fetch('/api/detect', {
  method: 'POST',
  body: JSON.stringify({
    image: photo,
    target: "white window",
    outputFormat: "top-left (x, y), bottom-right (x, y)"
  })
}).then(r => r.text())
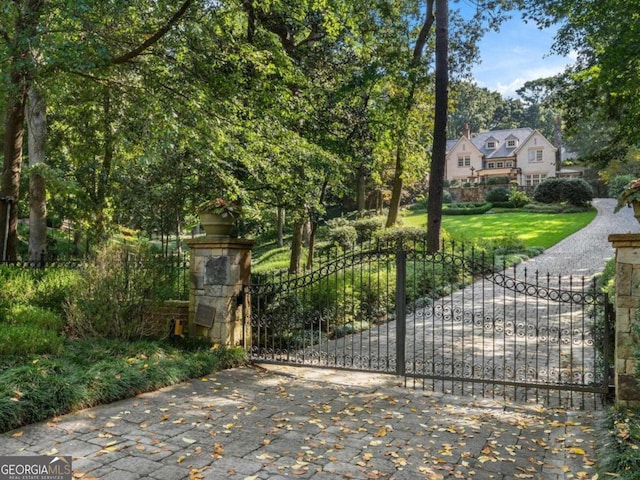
top-left (487, 141), bottom-right (496, 149)
top-left (528, 148), bottom-right (543, 163)
top-left (496, 162), bottom-right (504, 168)
top-left (458, 155), bottom-right (470, 167)
top-left (505, 161), bottom-right (513, 167)
top-left (525, 174), bottom-right (547, 186)
top-left (507, 139), bottom-right (517, 148)
top-left (487, 162), bottom-right (494, 169)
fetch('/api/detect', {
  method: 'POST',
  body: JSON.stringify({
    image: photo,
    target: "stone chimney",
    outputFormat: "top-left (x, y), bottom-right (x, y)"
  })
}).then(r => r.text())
top-left (463, 122), bottom-right (470, 139)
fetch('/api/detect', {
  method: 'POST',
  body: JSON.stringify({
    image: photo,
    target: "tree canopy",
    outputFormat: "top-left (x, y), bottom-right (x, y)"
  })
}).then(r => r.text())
top-left (522, 0), bottom-right (640, 174)
top-left (1, 0), bottom-right (552, 264)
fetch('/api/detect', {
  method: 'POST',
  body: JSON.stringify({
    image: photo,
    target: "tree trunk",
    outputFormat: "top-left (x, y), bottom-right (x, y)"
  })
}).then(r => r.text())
top-left (27, 87), bottom-right (47, 263)
top-left (94, 87), bottom-right (114, 244)
top-left (305, 221), bottom-right (318, 269)
top-left (553, 114), bottom-right (562, 172)
top-left (277, 206), bottom-right (285, 247)
top-left (73, 228), bottom-right (81, 256)
top-left (357, 166), bottom-right (367, 213)
top-left (426, 0), bottom-right (449, 253)
top-left (0, 84), bottom-right (27, 261)
top-left (385, 143), bottom-right (405, 227)
top-left (385, 2), bottom-right (435, 228)
top-left (0, 0), bottom-right (45, 261)
top-left (302, 218), bottom-right (312, 246)
top-left (288, 219), bottom-right (304, 274)
top-left (176, 212), bottom-right (182, 254)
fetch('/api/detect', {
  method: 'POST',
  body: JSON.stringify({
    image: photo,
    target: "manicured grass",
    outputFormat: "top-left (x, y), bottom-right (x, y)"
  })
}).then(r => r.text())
top-left (402, 208), bottom-right (597, 249)
top-left (0, 338), bottom-right (246, 433)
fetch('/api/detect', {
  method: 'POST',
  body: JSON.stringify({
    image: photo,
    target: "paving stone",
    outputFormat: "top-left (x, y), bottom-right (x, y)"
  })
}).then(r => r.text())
top-left (81, 465), bottom-right (116, 478)
top-left (2, 201), bottom-right (625, 480)
top-left (100, 470), bottom-right (141, 480)
top-left (148, 464), bottom-right (191, 480)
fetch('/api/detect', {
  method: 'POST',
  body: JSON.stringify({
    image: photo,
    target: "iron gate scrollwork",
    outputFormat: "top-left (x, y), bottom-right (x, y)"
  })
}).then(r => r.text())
top-left (246, 240), bottom-right (614, 409)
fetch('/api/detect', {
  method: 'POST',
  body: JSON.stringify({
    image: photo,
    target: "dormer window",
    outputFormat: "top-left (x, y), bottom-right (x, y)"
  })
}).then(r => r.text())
top-left (485, 136), bottom-right (499, 150)
top-left (506, 139), bottom-right (517, 148)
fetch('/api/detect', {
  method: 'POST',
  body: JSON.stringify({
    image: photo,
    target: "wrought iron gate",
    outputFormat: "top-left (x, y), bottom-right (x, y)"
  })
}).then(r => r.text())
top-left (246, 241), bottom-right (614, 408)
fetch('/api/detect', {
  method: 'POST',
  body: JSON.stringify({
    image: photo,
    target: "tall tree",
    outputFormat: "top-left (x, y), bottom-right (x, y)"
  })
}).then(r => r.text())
top-left (523, 0), bottom-right (640, 164)
top-left (385, 0), bottom-right (436, 228)
top-left (0, 0), bottom-right (194, 259)
top-left (26, 86), bottom-right (47, 262)
top-left (425, 0), bottom-right (448, 252)
top-left (1, 0), bottom-right (45, 260)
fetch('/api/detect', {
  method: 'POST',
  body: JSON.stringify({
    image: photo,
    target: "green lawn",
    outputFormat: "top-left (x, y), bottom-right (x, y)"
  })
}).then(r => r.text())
top-left (402, 208), bottom-right (597, 249)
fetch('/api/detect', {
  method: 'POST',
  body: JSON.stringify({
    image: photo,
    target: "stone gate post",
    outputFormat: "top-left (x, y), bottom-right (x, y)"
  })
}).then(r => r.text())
top-left (609, 233), bottom-right (640, 405)
top-left (184, 237), bottom-right (253, 347)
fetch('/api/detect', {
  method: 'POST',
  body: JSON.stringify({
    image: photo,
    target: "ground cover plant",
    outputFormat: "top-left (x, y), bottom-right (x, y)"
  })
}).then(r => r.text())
top-left (597, 290), bottom-right (640, 479)
top-left (0, 243), bottom-right (245, 432)
top-left (0, 339), bottom-right (245, 433)
top-left (598, 405), bottom-right (640, 478)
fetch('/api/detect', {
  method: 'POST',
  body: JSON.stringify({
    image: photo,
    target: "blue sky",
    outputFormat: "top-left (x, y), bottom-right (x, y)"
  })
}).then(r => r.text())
top-left (455, 5), bottom-right (575, 98)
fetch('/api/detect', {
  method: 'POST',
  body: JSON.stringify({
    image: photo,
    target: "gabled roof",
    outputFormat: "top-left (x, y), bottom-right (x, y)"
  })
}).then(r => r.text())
top-left (472, 128), bottom-right (533, 158)
top-left (445, 127), bottom-right (558, 159)
top-left (446, 136), bottom-right (483, 156)
top-left (446, 127), bottom-right (561, 158)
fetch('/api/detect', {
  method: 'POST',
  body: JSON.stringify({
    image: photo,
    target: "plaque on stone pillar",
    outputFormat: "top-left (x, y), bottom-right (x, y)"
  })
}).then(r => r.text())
top-left (195, 303), bottom-right (216, 327)
top-left (205, 256), bottom-right (229, 285)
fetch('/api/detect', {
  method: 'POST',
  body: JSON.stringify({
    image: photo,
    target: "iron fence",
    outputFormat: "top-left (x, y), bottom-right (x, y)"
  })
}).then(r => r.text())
top-left (247, 239), bottom-right (614, 409)
top-left (0, 251), bottom-right (190, 301)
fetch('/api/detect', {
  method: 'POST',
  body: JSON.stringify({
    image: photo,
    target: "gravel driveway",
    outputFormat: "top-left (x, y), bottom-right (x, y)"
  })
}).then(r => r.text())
top-left (515, 197), bottom-right (639, 278)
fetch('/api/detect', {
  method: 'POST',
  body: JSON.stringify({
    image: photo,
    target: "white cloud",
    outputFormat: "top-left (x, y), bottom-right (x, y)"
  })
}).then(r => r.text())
top-left (466, 12), bottom-right (580, 99)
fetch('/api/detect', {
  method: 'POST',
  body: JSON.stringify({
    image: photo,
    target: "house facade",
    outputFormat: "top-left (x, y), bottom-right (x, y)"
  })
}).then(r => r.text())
top-left (445, 128), bottom-right (558, 187)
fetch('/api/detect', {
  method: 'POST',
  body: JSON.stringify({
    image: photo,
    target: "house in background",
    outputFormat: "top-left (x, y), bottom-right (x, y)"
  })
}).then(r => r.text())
top-left (445, 127), bottom-right (558, 187)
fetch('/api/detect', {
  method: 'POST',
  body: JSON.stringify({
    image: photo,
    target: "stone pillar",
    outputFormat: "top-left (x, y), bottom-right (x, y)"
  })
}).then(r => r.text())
top-left (184, 237), bottom-right (253, 347)
top-left (609, 234), bottom-right (640, 405)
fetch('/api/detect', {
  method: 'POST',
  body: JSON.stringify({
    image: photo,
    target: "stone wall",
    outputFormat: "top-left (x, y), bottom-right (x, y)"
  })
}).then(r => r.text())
top-left (185, 237), bottom-right (253, 347)
top-left (449, 185), bottom-right (534, 203)
top-left (609, 234), bottom-right (640, 405)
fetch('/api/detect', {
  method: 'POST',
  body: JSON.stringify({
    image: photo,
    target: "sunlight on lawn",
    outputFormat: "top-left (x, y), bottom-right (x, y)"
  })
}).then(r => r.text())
top-left (402, 209), bottom-right (596, 249)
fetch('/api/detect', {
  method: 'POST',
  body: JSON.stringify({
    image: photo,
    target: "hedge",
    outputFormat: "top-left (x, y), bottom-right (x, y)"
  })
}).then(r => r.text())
top-left (443, 202), bottom-right (493, 215)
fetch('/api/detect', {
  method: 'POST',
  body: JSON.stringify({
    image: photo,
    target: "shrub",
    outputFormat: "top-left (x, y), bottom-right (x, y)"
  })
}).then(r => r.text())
top-left (443, 202), bottom-right (493, 215)
top-left (489, 231), bottom-right (527, 253)
top-left (4, 305), bottom-right (64, 332)
top-left (563, 178), bottom-right (594, 206)
top-left (533, 178), bottom-right (564, 203)
top-left (328, 225), bottom-right (357, 250)
top-left (33, 269), bottom-right (82, 315)
top-left (608, 174), bottom-right (635, 199)
top-left (0, 325), bottom-right (64, 356)
top-left (490, 201), bottom-right (515, 208)
top-left (520, 201), bottom-right (590, 213)
top-left (485, 187), bottom-right (510, 203)
top-left (0, 267), bottom-right (36, 312)
top-left (352, 217), bottom-right (385, 242)
top-left (485, 176), bottom-right (509, 185)
top-left (508, 188), bottom-right (531, 208)
top-left (375, 226), bottom-right (428, 243)
top-left (65, 242), bottom-right (176, 340)
top-left (533, 178), bottom-right (594, 206)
